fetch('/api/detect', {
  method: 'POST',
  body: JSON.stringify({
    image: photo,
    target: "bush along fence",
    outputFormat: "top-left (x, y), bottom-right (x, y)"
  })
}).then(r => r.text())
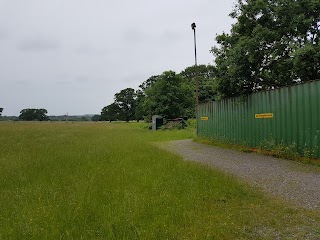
top-left (197, 80), bottom-right (320, 158)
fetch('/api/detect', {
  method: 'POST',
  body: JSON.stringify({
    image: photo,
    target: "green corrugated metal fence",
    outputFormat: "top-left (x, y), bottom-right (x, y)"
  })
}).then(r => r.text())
top-left (197, 80), bottom-right (320, 158)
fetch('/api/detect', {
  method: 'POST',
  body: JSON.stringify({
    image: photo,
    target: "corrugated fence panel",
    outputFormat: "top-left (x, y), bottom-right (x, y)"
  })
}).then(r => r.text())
top-left (197, 80), bottom-right (320, 158)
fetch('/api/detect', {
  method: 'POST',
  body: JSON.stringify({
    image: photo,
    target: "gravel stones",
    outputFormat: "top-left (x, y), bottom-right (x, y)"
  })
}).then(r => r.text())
top-left (162, 139), bottom-right (320, 210)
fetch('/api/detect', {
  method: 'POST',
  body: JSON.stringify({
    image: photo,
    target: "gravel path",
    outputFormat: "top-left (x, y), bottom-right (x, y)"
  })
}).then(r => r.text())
top-left (161, 139), bottom-right (320, 210)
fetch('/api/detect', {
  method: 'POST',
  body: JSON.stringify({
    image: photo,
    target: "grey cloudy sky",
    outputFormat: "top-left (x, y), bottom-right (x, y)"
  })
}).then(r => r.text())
top-left (0, 0), bottom-right (235, 116)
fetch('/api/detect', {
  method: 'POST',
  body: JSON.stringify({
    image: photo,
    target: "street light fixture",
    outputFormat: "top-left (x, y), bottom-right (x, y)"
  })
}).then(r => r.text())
top-left (191, 22), bottom-right (199, 121)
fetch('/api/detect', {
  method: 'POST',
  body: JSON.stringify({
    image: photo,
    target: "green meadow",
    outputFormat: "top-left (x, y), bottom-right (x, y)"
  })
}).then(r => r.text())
top-left (0, 122), bottom-right (319, 239)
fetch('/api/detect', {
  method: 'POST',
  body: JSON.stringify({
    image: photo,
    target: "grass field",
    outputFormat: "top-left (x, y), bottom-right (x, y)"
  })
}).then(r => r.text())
top-left (0, 122), bottom-right (319, 239)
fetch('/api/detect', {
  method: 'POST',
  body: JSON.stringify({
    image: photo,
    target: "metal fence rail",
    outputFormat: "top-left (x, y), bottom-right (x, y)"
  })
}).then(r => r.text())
top-left (197, 80), bottom-right (320, 158)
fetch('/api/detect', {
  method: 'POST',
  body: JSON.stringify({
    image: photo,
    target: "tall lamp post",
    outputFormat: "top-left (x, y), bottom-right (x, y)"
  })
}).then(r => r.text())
top-left (191, 22), bottom-right (199, 122)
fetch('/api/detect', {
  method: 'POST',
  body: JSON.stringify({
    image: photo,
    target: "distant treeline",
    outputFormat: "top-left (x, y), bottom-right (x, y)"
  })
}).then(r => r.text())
top-left (0, 116), bottom-right (18, 121)
top-left (49, 115), bottom-right (93, 121)
top-left (0, 108), bottom-right (93, 122)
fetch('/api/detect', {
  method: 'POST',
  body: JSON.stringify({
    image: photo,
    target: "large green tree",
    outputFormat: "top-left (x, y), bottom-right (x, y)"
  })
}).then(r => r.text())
top-left (134, 89), bottom-right (146, 121)
top-left (139, 75), bottom-right (158, 92)
top-left (101, 103), bottom-right (119, 122)
top-left (143, 71), bottom-right (193, 119)
top-left (134, 75), bottom-right (159, 121)
top-left (180, 64), bottom-right (217, 104)
top-left (19, 108), bottom-right (49, 121)
top-left (212, 0), bottom-right (320, 98)
top-left (114, 88), bottom-right (136, 122)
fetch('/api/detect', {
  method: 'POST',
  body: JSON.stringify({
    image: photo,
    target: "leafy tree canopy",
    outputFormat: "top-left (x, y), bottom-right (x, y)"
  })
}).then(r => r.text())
top-left (135, 76), bottom-right (160, 121)
top-left (0, 108), bottom-right (3, 116)
top-left (138, 75), bottom-right (158, 92)
top-left (135, 89), bottom-right (146, 121)
top-left (180, 64), bottom-right (217, 103)
top-left (143, 71), bottom-right (194, 119)
top-left (19, 108), bottom-right (49, 121)
top-left (212, 0), bottom-right (320, 98)
top-left (101, 103), bottom-right (120, 122)
top-left (114, 88), bottom-right (136, 122)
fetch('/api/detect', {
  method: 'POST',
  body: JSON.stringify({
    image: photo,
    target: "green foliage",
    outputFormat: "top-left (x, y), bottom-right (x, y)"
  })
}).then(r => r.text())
top-left (101, 88), bottom-right (136, 122)
top-left (293, 43), bottom-right (320, 81)
top-left (258, 138), bottom-right (320, 164)
top-left (0, 108), bottom-right (3, 116)
top-left (134, 89), bottom-right (145, 121)
top-left (102, 66), bottom-right (216, 123)
top-left (259, 139), bottom-right (300, 160)
top-left (100, 0), bottom-right (319, 122)
top-left (196, 135), bottom-right (320, 166)
top-left (302, 147), bottom-right (317, 159)
top-left (186, 119), bottom-right (196, 129)
top-left (102, 66), bottom-right (217, 122)
top-left (180, 64), bottom-right (217, 104)
top-left (91, 114), bottom-right (101, 122)
top-left (194, 136), bottom-right (254, 154)
top-left (114, 88), bottom-right (136, 122)
top-left (138, 75), bottom-right (158, 92)
top-left (143, 71), bottom-right (194, 120)
top-left (0, 122), bottom-right (319, 239)
top-left (101, 103), bottom-right (119, 122)
top-left (0, 115), bottom-right (18, 121)
top-left (19, 108), bottom-right (49, 121)
top-left (134, 75), bottom-right (160, 121)
top-left (49, 115), bottom-right (92, 121)
top-left (212, 0), bottom-right (320, 98)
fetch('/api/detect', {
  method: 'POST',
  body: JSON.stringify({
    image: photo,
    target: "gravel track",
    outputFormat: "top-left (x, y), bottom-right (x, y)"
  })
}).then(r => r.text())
top-left (161, 139), bottom-right (320, 210)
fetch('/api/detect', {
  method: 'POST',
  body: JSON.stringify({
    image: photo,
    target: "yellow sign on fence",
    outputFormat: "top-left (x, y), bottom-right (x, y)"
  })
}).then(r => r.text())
top-left (255, 113), bottom-right (273, 119)
top-left (201, 117), bottom-right (209, 121)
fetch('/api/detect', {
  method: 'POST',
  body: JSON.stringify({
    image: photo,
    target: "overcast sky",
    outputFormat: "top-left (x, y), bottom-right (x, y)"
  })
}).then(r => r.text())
top-left (0, 0), bottom-right (235, 116)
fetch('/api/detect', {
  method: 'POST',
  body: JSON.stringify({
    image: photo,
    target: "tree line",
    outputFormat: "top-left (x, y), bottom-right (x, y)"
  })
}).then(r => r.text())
top-left (2, 0), bottom-right (319, 122)
top-left (99, 0), bottom-right (319, 121)
top-left (0, 108), bottom-right (48, 121)
top-left (97, 65), bottom-right (217, 122)
top-left (0, 108), bottom-right (93, 121)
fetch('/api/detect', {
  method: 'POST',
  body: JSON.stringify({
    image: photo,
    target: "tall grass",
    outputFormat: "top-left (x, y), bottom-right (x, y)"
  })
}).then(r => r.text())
top-left (0, 122), bottom-right (319, 239)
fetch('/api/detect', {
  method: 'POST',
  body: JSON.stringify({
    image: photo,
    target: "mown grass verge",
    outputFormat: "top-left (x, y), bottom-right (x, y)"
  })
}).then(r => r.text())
top-left (0, 122), bottom-right (319, 239)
